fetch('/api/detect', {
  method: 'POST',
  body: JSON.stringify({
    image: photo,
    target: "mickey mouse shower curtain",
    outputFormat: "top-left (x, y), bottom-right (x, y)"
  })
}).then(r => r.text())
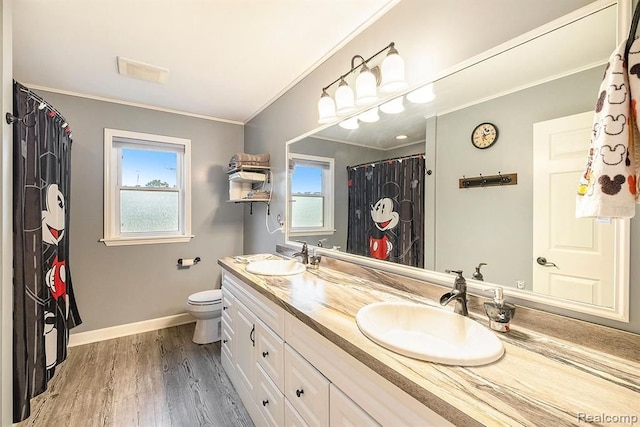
top-left (346, 155), bottom-right (425, 268)
top-left (12, 81), bottom-right (82, 422)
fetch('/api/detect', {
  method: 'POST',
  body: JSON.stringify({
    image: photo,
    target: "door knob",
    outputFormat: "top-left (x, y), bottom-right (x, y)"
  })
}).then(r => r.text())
top-left (536, 256), bottom-right (557, 267)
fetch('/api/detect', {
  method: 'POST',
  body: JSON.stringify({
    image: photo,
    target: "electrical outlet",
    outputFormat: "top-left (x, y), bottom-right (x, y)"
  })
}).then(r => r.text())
top-left (276, 214), bottom-right (285, 226)
top-left (516, 280), bottom-right (525, 289)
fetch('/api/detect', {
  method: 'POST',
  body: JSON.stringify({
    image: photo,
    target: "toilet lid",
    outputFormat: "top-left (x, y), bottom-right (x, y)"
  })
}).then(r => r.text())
top-left (188, 289), bottom-right (222, 304)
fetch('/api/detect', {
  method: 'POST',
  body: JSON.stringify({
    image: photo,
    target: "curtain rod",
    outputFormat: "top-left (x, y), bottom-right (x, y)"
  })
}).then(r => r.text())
top-left (347, 153), bottom-right (424, 170)
top-left (6, 81), bottom-right (71, 133)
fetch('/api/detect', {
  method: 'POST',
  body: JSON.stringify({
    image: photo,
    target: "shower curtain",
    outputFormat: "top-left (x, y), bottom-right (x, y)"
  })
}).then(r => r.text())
top-left (12, 81), bottom-right (82, 422)
top-left (346, 155), bottom-right (425, 268)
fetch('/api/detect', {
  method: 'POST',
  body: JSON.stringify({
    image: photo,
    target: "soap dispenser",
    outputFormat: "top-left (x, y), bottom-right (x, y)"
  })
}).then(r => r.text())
top-left (483, 287), bottom-right (516, 332)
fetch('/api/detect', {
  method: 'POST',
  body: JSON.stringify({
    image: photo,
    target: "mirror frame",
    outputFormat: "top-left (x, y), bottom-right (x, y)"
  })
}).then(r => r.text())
top-left (285, 0), bottom-right (631, 323)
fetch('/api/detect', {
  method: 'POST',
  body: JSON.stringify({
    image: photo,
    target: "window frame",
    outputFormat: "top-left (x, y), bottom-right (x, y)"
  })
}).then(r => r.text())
top-left (102, 128), bottom-right (193, 246)
top-left (288, 153), bottom-right (335, 237)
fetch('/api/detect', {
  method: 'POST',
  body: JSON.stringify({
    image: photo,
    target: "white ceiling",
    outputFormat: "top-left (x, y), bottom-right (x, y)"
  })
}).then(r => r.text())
top-left (12, 0), bottom-right (398, 124)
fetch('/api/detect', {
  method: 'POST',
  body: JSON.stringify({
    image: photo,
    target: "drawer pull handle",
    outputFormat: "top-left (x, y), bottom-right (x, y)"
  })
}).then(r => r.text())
top-left (250, 324), bottom-right (255, 347)
top-left (262, 351), bottom-right (269, 358)
top-left (262, 399), bottom-right (269, 407)
top-left (296, 389), bottom-right (304, 398)
top-left (222, 339), bottom-right (228, 344)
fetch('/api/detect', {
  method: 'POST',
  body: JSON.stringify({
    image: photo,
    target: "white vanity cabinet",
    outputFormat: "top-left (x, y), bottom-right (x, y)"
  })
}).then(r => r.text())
top-left (221, 270), bottom-right (285, 427)
top-left (220, 267), bottom-right (452, 427)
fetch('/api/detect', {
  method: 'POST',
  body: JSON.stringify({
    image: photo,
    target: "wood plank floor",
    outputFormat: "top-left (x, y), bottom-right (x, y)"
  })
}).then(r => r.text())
top-left (16, 323), bottom-right (254, 427)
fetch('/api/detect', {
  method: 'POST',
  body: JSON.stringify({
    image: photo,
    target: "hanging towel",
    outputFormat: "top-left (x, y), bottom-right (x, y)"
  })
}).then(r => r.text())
top-left (576, 40), bottom-right (640, 218)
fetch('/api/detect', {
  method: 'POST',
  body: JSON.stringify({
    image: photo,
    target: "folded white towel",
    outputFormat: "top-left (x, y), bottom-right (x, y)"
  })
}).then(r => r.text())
top-left (576, 40), bottom-right (640, 218)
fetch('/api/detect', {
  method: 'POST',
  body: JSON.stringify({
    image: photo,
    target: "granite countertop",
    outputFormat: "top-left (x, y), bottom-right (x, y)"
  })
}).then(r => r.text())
top-left (218, 256), bottom-right (640, 427)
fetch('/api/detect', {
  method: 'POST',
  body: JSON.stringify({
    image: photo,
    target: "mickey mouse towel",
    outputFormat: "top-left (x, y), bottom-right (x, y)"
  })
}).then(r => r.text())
top-left (576, 40), bottom-right (640, 218)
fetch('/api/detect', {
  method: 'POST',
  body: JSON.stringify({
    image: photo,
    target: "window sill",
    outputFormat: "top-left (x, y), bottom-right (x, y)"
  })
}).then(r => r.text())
top-left (101, 235), bottom-right (194, 246)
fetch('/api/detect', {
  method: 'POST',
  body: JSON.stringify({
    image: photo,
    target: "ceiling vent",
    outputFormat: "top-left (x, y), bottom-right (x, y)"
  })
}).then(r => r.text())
top-left (117, 57), bottom-right (169, 84)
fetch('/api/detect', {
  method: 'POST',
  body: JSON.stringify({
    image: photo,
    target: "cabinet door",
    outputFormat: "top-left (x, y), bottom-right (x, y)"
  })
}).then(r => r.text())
top-left (256, 318), bottom-right (285, 391)
top-left (234, 299), bottom-right (256, 396)
top-left (284, 399), bottom-right (309, 427)
top-left (329, 384), bottom-right (380, 427)
top-left (284, 344), bottom-right (329, 427)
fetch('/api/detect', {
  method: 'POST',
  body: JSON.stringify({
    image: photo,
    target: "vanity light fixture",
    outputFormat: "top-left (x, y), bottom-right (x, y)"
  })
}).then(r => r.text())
top-left (407, 83), bottom-right (435, 104)
top-left (317, 42), bottom-right (407, 123)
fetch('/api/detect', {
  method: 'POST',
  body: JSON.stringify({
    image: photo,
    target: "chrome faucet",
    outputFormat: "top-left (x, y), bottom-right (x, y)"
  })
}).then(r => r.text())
top-left (439, 270), bottom-right (469, 316)
top-left (292, 241), bottom-right (309, 265)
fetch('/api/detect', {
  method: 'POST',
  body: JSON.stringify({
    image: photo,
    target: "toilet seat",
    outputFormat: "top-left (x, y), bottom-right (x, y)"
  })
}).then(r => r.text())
top-left (186, 289), bottom-right (223, 344)
top-left (188, 289), bottom-right (222, 306)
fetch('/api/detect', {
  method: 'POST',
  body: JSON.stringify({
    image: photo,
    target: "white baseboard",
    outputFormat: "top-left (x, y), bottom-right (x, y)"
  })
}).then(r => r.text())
top-left (68, 313), bottom-right (195, 347)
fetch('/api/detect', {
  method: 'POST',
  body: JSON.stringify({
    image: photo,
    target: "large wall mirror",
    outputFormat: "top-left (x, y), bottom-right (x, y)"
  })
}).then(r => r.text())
top-left (286, 0), bottom-right (630, 322)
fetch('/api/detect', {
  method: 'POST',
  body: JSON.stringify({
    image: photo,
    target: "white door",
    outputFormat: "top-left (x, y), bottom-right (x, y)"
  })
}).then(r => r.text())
top-left (532, 111), bottom-right (615, 306)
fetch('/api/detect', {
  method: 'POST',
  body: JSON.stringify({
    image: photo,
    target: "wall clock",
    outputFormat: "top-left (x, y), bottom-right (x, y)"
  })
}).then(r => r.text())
top-left (471, 122), bottom-right (499, 149)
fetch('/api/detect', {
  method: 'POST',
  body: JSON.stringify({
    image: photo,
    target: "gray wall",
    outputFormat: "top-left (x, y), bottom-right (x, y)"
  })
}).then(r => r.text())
top-left (35, 90), bottom-right (244, 333)
top-left (244, 0), bottom-right (640, 334)
top-left (385, 142), bottom-right (424, 160)
top-left (435, 67), bottom-right (603, 289)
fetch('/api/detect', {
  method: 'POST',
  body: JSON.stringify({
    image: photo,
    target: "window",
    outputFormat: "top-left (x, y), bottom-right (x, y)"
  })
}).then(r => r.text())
top-left (288, 153), bottom-right (334, 236)
top-left (102, 129), bottom-right (192, 246)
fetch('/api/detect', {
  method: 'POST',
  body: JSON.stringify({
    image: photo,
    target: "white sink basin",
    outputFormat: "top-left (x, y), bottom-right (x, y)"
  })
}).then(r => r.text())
top-left (245, 259), bottom-right (306, 276)
top-left (356, 301), bottom-right (504, 366)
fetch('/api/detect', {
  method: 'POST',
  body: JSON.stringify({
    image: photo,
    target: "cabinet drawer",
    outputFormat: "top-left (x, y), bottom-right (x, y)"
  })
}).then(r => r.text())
top-left (256, 319), bottom-right (284, 391)
top-left (284, 398), bottom-right (309, 427)
top-left (284, 344), bottom-right (329, 427)
top-left (330, 384), bottom-right (380, 427)
top-left (221, 318), bottom-right (233, 361)
top-left (221, 289), bottom-right (234, 326)
top-left (256, 364), bottom-right (284, 427)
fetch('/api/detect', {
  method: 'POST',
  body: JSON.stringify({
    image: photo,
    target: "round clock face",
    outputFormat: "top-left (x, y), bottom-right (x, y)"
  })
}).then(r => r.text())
top-left (471, 122), bottom-right (499, 149)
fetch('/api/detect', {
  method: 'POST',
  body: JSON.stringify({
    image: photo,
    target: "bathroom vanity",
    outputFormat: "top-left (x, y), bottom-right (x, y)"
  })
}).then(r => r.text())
top-left (218, 255), bottom-right (639, 426)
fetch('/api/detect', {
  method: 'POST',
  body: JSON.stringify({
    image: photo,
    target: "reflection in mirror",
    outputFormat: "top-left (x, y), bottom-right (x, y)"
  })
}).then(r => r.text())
top-left (286, 2), bottom-right (629, 320)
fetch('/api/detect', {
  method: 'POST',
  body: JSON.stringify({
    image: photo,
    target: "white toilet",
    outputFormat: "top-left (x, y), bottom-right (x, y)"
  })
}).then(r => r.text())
top-left (186, 289), bottom-right (222, 344)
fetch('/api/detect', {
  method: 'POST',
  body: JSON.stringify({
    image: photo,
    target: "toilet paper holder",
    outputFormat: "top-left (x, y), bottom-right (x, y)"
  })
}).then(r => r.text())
top-left (177, 257), bottom-right (201, 266)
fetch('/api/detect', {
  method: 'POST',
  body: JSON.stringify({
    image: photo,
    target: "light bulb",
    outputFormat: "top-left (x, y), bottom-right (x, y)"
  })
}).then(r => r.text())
top-left (355, 65), bottom-right (378, 106)
top-left (380, 44), bottom-right (408, 94)
top-left (379, 97), bottom-right (405, 114)
top-left (339, 117), bottom-right (359, 130)
top-left (317, 90), bottom-right (337, 124)
top-left (407, 83), bottom-right (435, 104)
top-left (358, 107), bottom-right (380, 123)
top-left (335, 78), bottom-right (356, 115)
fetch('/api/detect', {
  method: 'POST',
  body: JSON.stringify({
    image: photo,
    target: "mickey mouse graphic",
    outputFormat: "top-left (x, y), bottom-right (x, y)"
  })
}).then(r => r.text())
top-left (368, 197), bottom-right (399, 260)
top-left (41, 183), bottom-right (68, 371)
